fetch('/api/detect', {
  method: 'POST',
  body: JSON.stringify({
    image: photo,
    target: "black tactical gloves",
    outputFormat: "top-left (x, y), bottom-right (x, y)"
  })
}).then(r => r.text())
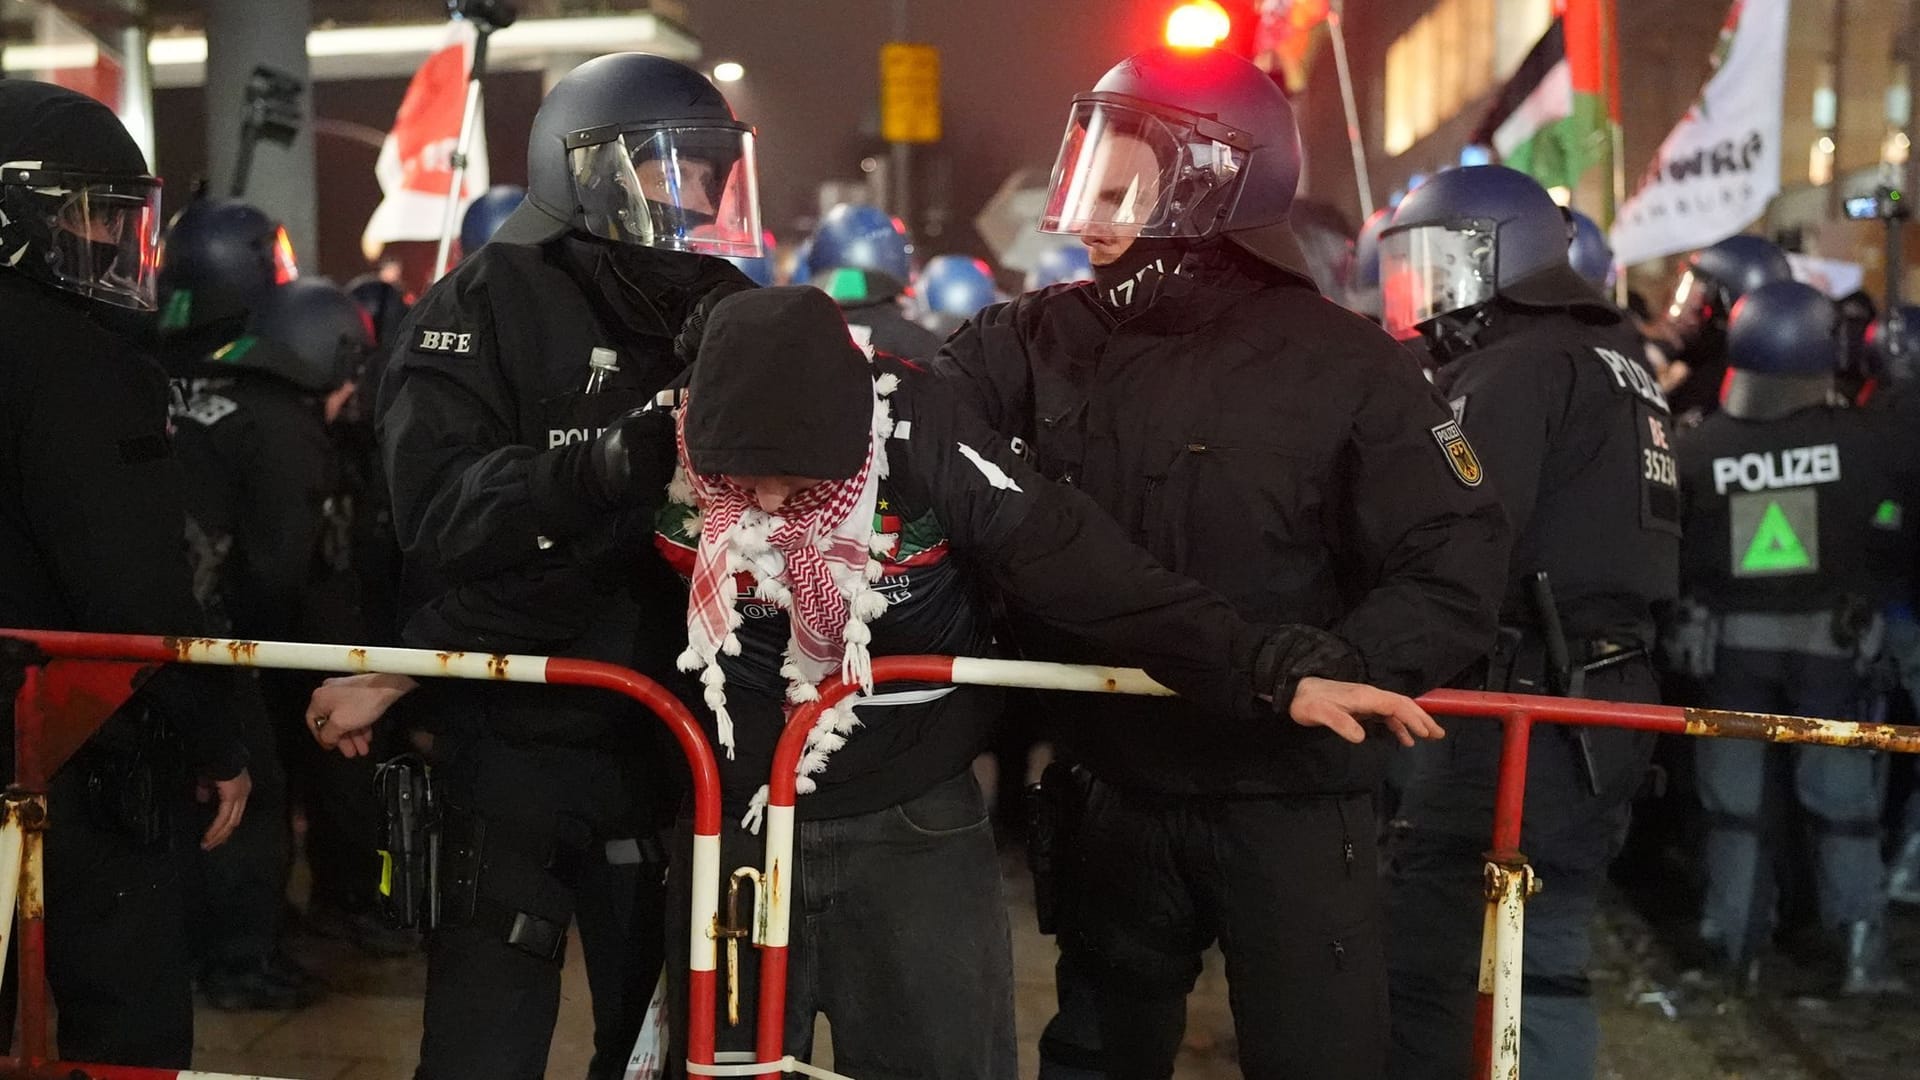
top-left (586, 406), bottom-right (680, 510)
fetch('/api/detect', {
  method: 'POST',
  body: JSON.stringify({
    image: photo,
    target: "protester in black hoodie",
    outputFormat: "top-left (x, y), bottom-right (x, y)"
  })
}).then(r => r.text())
top-left (318, 286), bottom-right (1443, 1078)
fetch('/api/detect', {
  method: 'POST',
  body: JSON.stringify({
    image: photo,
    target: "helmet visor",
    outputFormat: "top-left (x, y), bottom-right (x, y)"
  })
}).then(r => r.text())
top-left (1379, 221), bottom-right (1498, 340)
top-left (567, 127), bottom-right (763, 257)
top-left (2, 164), bottom-right (161, 310)
top-left (1038, 100), bottom-right (1242, 239)
top-left (1668, 268), bottom-right (1714, 338)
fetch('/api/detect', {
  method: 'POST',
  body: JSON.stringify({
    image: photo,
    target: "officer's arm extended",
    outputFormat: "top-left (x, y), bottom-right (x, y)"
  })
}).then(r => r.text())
top-left (904, 375), bottom-right (1436, 740)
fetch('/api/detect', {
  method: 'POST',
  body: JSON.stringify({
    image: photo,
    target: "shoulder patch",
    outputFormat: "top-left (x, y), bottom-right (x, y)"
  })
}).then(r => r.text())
top-left (1431, 419), bottom-right (1483, 487)
top-left (412, 327), bottom-right (477, 356)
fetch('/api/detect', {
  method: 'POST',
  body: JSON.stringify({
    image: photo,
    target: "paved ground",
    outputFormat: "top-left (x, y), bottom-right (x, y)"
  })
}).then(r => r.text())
top-left (171, 848), bottom-right (1913, 1079)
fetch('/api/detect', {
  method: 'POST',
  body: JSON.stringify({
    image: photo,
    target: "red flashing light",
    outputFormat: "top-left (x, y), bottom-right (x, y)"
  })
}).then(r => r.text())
top-left (1166, 0), bottom-right (1232, 49)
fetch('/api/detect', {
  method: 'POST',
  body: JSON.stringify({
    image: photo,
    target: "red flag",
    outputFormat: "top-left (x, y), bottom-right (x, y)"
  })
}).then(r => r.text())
top-left (1255, 0), bottom-right (1330, 93)
top-left (1559, 0), bottom-right (1620, 125)
top-left (360, 23), bottom-right (489, 261)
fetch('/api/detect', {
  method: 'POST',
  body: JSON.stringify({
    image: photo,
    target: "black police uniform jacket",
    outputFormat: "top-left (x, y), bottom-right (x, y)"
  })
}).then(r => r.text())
top-left (172, 374), bottom-right (337, 642)
top-left (1429, 305), bottom-right (1681, 644)
top-left (376, 237), bottom-right (753, 744)
top-left (1676, 399), bottom-right (1920, 616)
top-left (841, 297), bottom-right (944, 362)
top-left (933, 251), bottom-right (1510, 797)
top-left (0, 272), bottom-right (245, 779)
top-left (651, 357), bottom-right (1273, 822)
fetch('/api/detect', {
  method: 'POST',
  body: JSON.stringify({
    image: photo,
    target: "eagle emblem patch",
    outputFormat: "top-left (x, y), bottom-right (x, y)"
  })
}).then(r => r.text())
top-left (1431, 420), bottom-right (1483, 488)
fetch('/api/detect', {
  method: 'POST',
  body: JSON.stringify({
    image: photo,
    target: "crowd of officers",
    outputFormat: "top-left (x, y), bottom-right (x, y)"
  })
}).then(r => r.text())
top-left (2, 37), bottom-right (1919, 1080)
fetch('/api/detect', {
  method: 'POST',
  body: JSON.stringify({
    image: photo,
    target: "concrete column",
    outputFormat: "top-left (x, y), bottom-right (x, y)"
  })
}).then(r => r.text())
top-left (204, 0), bottom-right (316, 270)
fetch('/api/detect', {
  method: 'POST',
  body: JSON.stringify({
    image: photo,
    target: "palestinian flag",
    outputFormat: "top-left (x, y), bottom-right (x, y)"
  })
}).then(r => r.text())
top-left (1469, 0), bottom-right (1618, 193)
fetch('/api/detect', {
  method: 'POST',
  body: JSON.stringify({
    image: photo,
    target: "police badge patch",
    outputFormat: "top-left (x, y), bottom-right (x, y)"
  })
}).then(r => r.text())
top-left (1430, 419), bottom-right (1483, 487)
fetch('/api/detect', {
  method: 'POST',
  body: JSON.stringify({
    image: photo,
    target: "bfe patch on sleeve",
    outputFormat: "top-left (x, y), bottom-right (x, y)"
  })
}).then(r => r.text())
top-left (413, 327), bottom-right (476, 355)
top-left (1430, 419), bottom-right (1483, 487)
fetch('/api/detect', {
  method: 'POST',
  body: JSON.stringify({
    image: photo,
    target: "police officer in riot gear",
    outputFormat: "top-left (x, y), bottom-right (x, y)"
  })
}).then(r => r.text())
top-left (1664, 234), bottom-right (1794, 418)
top-left (154, 194), bottom-right (298, 364)
top-left (935, 46), bottom-right (1509, 1080)
top-left (1674, 280), bottom-right (1920, 997)
top-left (376, 53), bottom-right (761, 1077)
top-left (805, 202), bottom-right (943, 358)
top-left (0, 78), bottom-right (251, 1067)
top-left (1377, 166), bottom-right (1680, 1080)
top-left (171, 276), bottom-right (401, 983)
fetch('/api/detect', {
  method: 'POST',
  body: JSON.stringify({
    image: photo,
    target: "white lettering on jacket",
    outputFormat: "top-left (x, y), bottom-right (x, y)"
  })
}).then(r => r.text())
top-left (1710, 444), bottom-right (1841, 495)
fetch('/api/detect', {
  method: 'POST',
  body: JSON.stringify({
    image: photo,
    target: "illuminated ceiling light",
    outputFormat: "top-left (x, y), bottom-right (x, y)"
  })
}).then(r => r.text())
top-left (712, 61), bottom-right (744, 83)
top-left (1166, 1), bottom-right (1232, 49)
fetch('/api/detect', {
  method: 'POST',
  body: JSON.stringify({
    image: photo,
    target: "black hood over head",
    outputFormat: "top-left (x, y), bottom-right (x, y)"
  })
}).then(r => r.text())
top-left (684, 286), bottom-right (872, 481)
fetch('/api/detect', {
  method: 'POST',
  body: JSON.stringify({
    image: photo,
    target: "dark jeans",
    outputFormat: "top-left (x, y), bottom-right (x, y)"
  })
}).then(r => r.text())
top-left (668, 769), bottom-right (1017, 1080)
top-left (1068, 781), bottom-right (1386, 1080)
top-left (417, 736), bottom-right (665, 1080)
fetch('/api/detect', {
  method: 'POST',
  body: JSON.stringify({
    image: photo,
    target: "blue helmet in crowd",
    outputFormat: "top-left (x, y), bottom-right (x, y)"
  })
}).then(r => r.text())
top-left (156, 196), bottom-right (297, 339)
top-left (1566, 210), bottom-right (1614, 289)
top-left (1672, 234), bottom-right (1793, 339)
top-left (916, 255), bottom-right (998, 319)
top-left (1345, 206), bottom-right (1392, 318)
top-left (1727, 281), bottom-right (1840, 376)
top-left (213, 278), bottom-right (373, 394)
top-left (460, 184), bottom-right (526, 255)
top-left (806, 203), bottom-right (913, 289)
top-left (1025, 244), bottom-right (1093, 291)
top-left (1380, 165), bottom-right (1600, 351)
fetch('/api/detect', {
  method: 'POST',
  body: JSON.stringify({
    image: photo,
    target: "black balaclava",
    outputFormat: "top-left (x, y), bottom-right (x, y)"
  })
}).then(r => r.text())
top-left (1091, 238), bottom-right (1184, 314)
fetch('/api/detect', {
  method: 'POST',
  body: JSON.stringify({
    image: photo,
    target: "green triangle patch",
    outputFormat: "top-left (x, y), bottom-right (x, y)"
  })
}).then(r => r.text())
top-left (1741, 501), bottom-right (1812, 572)
top-left (1874, 499), bottom-right (1903, 530)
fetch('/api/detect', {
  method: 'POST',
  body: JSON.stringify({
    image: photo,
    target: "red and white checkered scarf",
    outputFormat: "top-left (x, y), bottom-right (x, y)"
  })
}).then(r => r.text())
top-left (672, 375), bottom-right (898, 769)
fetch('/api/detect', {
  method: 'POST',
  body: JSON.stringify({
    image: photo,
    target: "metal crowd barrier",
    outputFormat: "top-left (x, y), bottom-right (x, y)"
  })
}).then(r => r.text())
top-left (5, 629), bottom-right (1915, 1080)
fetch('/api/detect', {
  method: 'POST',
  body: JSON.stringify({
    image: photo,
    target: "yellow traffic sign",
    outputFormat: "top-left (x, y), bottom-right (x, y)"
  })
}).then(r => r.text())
top-left (880, 42), bottom-right (941, 144)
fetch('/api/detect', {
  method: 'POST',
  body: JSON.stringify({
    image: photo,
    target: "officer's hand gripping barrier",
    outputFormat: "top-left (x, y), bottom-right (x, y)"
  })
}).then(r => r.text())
top-left (9, 632), bottom-right (1912, 1080)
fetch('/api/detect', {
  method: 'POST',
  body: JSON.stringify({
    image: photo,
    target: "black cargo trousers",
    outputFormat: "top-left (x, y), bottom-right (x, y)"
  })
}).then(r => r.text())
top-left (416, 733), bottom-right (669, 1080)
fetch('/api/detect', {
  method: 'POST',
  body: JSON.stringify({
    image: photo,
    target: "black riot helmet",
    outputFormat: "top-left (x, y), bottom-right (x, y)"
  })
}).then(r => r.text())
top-left (1380, 165), bottom-right (1605, 357)
top-left (490, 53), bottom-right (763, 257)
top-left (1039, 46), bottom-right (1310, 279)
top-left (345, 273), bottom-right (412, 352)
top-left (0, 80), bottom-right (163, 310)
top-left (209, 278), bottom-right (372, 394)
top-left (155, 196), bottom-right (298, 339)
top-left (1669, 234), bottom-right (1792, 342)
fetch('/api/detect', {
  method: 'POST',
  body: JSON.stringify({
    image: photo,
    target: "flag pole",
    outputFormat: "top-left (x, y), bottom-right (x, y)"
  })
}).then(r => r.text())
top-left (1594, 0), bottom-right (1629, 304)
top-left (432, 2), bottom-right (516, 283)
top-left (1327, 0), bottom-right (1375, 219)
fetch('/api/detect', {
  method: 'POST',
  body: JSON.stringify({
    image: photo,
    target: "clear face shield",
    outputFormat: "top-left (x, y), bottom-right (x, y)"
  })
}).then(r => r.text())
top-left (565, 125), bottom-right (764, 258)
top-left (1038, 99), bottom-right (1245, 240)
top-left (1, 164), bottom-right (162, 310)
top-left (1378, 220), bottom-right (1499, 341)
